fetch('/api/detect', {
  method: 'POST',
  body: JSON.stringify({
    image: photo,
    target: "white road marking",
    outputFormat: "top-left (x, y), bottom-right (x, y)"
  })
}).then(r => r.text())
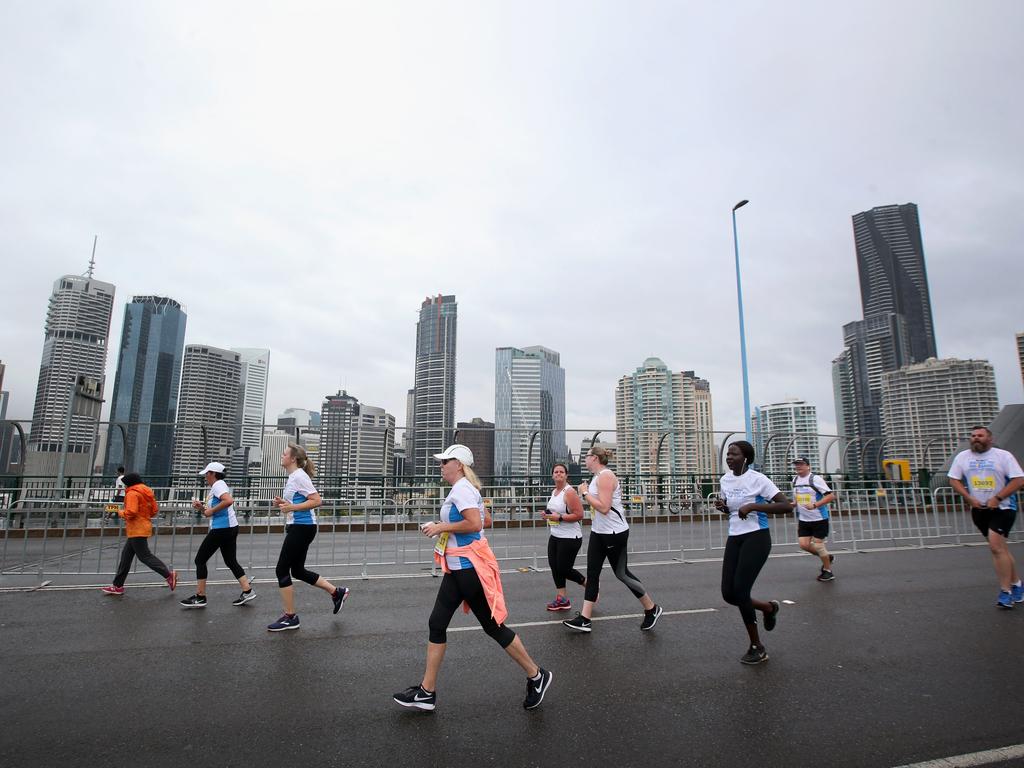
top-left (448, 607), bottom-right (717, 632)
top-left (893, 744), bottom-right (1024, 767)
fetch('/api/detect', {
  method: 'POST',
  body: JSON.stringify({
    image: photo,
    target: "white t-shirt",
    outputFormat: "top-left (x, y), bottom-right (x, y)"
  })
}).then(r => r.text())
top-left (439, 477), bottom-right (485, 571)
top-left (720, 469), bottom-right (782, 536)
top-left (588, 470), bottom-right (629, 535)
top-left (208, 479), bottom-right (238, 529)
top-left (547, 486), bottom-right (582, 539)
top-left (948, 448), bottom-right (1024, 511)
top-left (282, 469), bottom-right (318, 525)
top-left (792, 473), bottom-right (832, 522)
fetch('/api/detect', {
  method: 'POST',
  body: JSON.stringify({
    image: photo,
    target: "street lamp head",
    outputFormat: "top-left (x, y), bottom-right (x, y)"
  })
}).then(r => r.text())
top-left (733, 199), bottom-right (749, 212)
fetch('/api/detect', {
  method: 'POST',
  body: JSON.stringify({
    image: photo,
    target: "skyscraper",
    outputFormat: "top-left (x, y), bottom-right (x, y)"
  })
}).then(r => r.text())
top-left (751, 399), bottom-right (820, 477)
top-left (457, 418), bottom-right (495, 480)
top-left (232, 348), bottom-right (270, 452)
top-left (104, 296), bottom-right (187, 479)
top-left (853, 203), bottom-right (937, 363)
top-left (614, 358), bottom-right (716, 483)
top-left (320, 391), bottom-right (395, 487)
top-left (25, 273), bottom-right (115, 477)
top-left (832, 314), bottom-right (912, 474)
top-left (171, 346), bottom-right (242, 476)
top-left (1017, 332), bottom-right (1023, 389)
top-left (494, 346), bottom-right (566, 478)
top-left (411, 295), bottom-right (457, 477)
top-left (881, 358), bottom-right (998, 470)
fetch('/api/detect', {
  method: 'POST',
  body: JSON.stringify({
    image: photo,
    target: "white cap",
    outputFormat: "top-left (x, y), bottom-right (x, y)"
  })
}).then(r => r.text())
top-left (433, 444), bottom-right (474, 466)
top-left (199, 462), bottom-right (226, 475)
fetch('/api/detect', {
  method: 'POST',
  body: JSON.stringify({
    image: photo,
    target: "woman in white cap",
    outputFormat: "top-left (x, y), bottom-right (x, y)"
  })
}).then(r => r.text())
top-left (179, 462), bottom-right (255, 608)
top-left (267, 443), bottom-right (350, 632)
top-left (393, 444), bottom-right (553, 712)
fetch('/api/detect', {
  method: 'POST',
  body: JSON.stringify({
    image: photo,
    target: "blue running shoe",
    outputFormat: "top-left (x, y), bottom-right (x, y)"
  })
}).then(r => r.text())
top-left (268, 613), bottom-right (301, 631)
top-left (997, 591), bottom-right (1014, 610)
top-left (1012, 583), bottom-right (1024, 604)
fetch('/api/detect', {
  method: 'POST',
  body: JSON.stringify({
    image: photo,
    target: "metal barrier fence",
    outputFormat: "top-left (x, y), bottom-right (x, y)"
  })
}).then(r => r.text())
top-left (2, 485), bottom-right (1019, 580)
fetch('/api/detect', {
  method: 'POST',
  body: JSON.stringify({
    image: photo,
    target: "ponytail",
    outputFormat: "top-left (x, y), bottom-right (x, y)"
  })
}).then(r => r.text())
top-left (462, 464), bottom-right (482, 491)
top-left (288, 443), bottom-right (317, 478)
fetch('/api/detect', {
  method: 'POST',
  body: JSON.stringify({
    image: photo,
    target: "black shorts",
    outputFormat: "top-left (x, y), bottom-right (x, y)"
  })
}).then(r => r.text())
top-left (972, 508), bottom-right (1017, 538)
top-left (797, 520), bottom-right (830, 540)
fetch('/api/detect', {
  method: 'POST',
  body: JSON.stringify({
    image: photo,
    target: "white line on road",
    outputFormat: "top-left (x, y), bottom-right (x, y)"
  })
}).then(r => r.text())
top-left (447, 607), bottom-right (717, 633)
top-left (893, 744), bottom-right (1024, 768)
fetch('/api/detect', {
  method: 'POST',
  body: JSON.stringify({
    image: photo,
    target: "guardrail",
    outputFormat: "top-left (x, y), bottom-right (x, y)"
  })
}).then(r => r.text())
top-left (2, 486), bottom-right (1019, 579)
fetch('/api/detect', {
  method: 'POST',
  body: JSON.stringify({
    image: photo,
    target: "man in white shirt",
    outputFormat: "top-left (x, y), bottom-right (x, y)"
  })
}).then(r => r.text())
top-left (947, 426), bottom-right (1024, 609)
top-left (790, 457), bottom-right (837, 582)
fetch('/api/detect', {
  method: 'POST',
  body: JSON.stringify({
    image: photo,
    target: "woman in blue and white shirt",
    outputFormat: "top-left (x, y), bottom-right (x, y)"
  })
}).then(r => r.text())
top-left (180, 461), bottom-right (253, 608)
top-left (714, 441), bottom-right (791, 665)
top-left (267, 444), bottom-right (350, 632)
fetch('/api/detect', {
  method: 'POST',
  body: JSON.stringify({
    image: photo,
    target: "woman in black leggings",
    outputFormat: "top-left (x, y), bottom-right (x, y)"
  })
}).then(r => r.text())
top-left (562, 446), bottom-right (662, 633)
top-left (541, 462), bottom-right (586, 611)
top-left (714, 441), bottom-right (791, 664)
top-left (179, 461), bottom-right (254, 609)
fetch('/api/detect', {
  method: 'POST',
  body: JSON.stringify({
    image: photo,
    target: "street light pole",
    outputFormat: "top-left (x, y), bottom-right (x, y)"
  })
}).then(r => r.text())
top-left (731, 199), bottom-right (752, 444)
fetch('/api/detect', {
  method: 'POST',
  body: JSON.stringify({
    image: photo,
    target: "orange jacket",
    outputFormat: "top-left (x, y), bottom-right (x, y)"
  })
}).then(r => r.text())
top-left (119, 483), bottom-right (159, 538)
top-left (434, 538), bottom-right (508, 626)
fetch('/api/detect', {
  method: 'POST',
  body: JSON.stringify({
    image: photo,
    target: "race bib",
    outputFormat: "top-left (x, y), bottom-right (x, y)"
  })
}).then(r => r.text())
top-left (434, 532), bottom-right (450, 556)
top-left (972, 475), bottom-right (997, 492)
top-left (796, 492), bottom-right (813, 508)
top-left (547, 514), bottom-right (559, 527)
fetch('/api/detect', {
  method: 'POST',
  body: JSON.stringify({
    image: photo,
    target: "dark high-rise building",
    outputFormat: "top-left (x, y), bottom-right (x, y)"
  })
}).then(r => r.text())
top-left (457, 418), bottom-right (495, 481)
top-left (25, 273), bottom-right (115, 477)
top-left (853, 203), bottom-right (937, 363)
top-left (104, 296), bottom-right (187, 479)
top-left (411, 295), bottom-right (457, 477)
top-left (320, 390), bottom-right (358, 483)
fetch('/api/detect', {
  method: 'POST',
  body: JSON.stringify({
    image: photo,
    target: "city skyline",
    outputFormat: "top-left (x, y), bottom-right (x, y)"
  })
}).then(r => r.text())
top-left (2, 4), bottom-right (1023, 438)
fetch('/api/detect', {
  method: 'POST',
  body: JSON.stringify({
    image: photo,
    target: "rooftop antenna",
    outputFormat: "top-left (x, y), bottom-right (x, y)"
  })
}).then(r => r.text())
top-left (85, 235), bottom-right (98, 278)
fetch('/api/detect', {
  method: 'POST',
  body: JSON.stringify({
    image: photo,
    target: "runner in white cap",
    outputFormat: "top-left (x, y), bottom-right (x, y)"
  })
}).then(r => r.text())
top-left (393, 444), bottom-right (553, 712)
top-left (179, 462), bottom-right (255, 609)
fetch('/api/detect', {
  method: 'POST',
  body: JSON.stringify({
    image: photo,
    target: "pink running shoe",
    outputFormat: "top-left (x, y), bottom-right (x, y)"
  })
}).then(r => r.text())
top-left (101, 585), bottom-right (125, 596)
top-left (546, 595), bottom-right (571, 612)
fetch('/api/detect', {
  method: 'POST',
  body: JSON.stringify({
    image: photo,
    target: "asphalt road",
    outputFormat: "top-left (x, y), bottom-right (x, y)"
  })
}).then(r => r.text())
top-left (2, 543), bottom-right (1023, 767)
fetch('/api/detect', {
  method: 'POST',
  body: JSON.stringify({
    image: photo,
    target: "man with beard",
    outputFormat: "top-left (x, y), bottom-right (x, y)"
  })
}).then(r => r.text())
top-left (948, 426), bottom-right (1024, 609)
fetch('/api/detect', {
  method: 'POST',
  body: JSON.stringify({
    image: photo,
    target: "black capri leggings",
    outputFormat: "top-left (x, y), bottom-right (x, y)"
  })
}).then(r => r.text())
top-left (428, 568), bottom-right (516, 648)
top-left (275, 524), bottom-right (320, 588)
top-left (721, 528), bottom-right (772, 626)
top-left (547, 536), bottom-right (585, 589)
top-left (195, 527), bottom-right (246, 580)
top-left (584, 530), bottom-right (646, 603)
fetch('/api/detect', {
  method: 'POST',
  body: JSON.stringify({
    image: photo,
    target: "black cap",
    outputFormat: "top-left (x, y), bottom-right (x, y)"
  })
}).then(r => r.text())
top-left (792, 456), bottom-right (810, 465)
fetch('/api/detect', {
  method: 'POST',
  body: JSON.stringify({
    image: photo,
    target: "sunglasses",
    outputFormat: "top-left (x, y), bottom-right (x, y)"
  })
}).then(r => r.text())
top-left (440, 458), bottom-right (458, 465)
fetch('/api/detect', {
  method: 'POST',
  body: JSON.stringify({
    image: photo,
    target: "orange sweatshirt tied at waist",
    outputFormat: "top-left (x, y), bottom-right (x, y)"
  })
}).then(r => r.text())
top-left (433, 538), bottom-right (508, 626)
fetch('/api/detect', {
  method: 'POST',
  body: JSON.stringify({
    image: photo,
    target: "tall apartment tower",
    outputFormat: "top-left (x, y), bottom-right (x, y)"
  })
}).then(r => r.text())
top-left (320, 391), bottom-right (358, 483)
top-left (232, 348), bottom-right (270, 450)
top-left (494, 346), bottom-right (566, 478)
top-left (25, 273), bottom-right (115, 477)
top-left (320, 391), bottom-right (394, 487)
top-left (171, 346), bottom-right (242, 476)
top-left (104, 296), bottom-right (187, 479)
top-left (881, 358), bottom-right (998, 471)
top-left (853, 203), bottom-right (937, 363)
top-left (457, 418), bottom-right (495, 480)
top-left (411, 295), bottom-right (457, 477)
top-left (614, 358), bottom-right (716, 484)
top-left (351, 404), bottom-right (395, 480)
top-left (751, 399), bottom-right (820, 477)
top-left (1017, 332), bottom-right (1024, 389)
top-left (832, 314), bottom-right (912, 474)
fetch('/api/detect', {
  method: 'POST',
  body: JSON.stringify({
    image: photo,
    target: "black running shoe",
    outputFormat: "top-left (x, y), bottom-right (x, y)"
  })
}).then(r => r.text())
top-left (640, 604), bottom-right (663, 631)
top-left (523, 668), bottom-right (553, 710)
top-left (817, 569), bottom-right (835, 582)
top-left (763, 600), bottom-right (780, 631)
top-left (393, 685), bottom-right (436, 711)
top-left (562, 612), bottom-right (592, 633)
top-left (179, 594), bottom-right (207, 608)
top-left (332, 587), bottom-right (349, 615)
top-left (232, 589), bottom-right (257, 606)
top-left (740, 644), bottom-right (769, 665)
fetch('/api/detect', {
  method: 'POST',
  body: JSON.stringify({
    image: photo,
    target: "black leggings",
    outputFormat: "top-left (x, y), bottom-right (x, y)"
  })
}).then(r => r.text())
top-left (721, 529), bottom-right (772, 626)
top-left (275, 525), bottom-right (320, 588)
top-left (547, 536), bottom-right (585, 589)
top-left (428, 568), bottom-right (516, 648)
top-left (584, 530), bottom-right (646, 603)
top-left (113, 537), bottom-right (171, 587)
top-left (195, 527), bottom-right (246, 580)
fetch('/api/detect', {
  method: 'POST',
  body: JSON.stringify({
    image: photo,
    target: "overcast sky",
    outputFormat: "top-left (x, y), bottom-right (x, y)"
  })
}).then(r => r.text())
top-left (2, 1), bottom-right (1022, 443)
